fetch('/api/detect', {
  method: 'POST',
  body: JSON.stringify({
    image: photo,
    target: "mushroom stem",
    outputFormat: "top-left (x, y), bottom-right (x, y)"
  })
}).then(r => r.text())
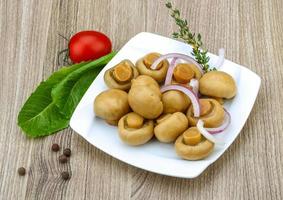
top-left (199, 99), bottom-right (213, 116)
top-left (125, 113), bottom-right (144, 129)
top-left (143, 53), bottom-right (163, 69)
top-left (112, 62), bottom-right (133, 83)
top-left (173, 63), bottom-right (195, 84)
top-left (183, 128), bottom-right (201, 145)
top-left (104, 60), bottom-right (139, 91)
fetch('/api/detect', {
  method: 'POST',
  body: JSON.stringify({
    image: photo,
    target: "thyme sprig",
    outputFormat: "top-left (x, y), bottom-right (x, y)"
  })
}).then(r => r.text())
top-left (166, 1), bottom-right (213, 72)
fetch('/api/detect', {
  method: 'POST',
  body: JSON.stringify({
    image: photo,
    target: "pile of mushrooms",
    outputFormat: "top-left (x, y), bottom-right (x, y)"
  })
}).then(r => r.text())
top-left (94, 52), bottom-right (237, 161)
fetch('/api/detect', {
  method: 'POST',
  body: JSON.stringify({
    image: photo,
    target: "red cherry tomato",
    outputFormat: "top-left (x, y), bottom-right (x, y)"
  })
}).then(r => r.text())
top-left (69, 31), bottom-right (112, 63)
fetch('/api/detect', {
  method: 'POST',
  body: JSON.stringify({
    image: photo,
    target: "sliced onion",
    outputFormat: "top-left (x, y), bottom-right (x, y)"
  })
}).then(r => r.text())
top-left (214, 48), bottom-right (225, 69)
top-left (197, 120), bottom-right (224, 145)
top-left (160, 84), bottom-right (200, 117)
top-left (151, 53), bottom-right (204, 75)
top-left (164, 57), bottom-right (178, 85)
top-left (206, 109), bottom-right (231, 134)
top-left (189, 79), bottom-right (199, 95)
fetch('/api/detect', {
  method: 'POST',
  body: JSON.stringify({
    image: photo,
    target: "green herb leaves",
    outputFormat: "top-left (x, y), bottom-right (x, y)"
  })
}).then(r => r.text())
top-left (166, 1), bottom-right (212, 72)
top-left (17, 52), bottom-right (116, 138)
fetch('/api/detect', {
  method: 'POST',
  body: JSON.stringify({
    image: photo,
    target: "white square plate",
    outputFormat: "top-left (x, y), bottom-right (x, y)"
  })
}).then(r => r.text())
top-left (70, 32), bottom-right (261, 178)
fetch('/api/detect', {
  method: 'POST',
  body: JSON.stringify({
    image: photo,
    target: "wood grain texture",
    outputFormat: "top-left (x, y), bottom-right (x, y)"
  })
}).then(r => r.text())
top-left (0, 0), bottom-right (282, 199)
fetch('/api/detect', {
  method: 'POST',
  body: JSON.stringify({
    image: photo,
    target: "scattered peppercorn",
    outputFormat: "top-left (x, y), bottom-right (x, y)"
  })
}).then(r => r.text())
top-left (61, 171), bottom-right (70, 180)
top-left (63, 148), bottom-right (71, 157)
top-left (51, 143), bottom-right (60, 152)
top-left (59, 155), bottom-right (68, 163)
top-left (18, 167), bottom-right (26, 176)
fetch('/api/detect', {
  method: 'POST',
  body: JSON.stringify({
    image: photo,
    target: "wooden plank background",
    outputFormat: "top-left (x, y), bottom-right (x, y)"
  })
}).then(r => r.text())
top-left (0, 0), bottom-right (282, 199)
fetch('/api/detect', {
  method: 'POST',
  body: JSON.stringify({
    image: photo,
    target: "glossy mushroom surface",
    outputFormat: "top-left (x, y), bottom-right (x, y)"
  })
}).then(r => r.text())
top-left (175, 127), bottom-right (214, 160)
top-left (104, 59), bottom-right (139, 90)
top-left (173, 63), bottom-right (202, 84)
top-left (186, 98), bottom-right (225, 128)
top-left (136, 53), bottom-right (169, 83)
top-left (118, 112), bottom-right (154, 145)
top-left (199, 71), bottom-right (237, 99)
top-left (154, 112), bottom-right (188, 143)
top-left (94, 89), bottom-right (130, 124)
top-left (128, 75), bottom-right (163, 119)
top-left (162, 90), bottom-right (190, 113)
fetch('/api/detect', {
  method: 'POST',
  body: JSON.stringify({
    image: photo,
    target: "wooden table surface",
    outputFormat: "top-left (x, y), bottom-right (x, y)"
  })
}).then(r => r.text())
top-left (1, 0), bottom-right (283, 199)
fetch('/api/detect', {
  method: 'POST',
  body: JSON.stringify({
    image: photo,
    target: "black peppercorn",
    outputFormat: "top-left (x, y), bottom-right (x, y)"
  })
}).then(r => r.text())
top-left (63, 148), bottom-right (71, 157)
top-left (59, 155), bottom-right (68, 163)
top-left (61, 171), bottom-right (70, 180)
top-left (51, 143), bottom-right (60, 152)
top-left (18, 167), bottom-right (26, 176)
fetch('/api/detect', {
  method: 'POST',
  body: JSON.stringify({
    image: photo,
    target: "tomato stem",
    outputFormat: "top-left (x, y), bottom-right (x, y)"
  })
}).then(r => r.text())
top-left (57, 33), bottom-right (72, 66)
top-left (57, 48), bottom-right (71, 66)
top-left (58, 33), bottom-right (70, 42)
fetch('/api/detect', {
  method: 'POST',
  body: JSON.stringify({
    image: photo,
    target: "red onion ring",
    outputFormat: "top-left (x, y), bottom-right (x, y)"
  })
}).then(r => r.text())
top-left (214, 48), bottom-right (225, 69)
top-left (206, 109), bottom-right (231, 134)
top-left (189, 79), bottom-right (199, 95)
top-left (151, 53), bottom-right (204, 75)
top-left (197, 120), bottom-right (224, 145)
top-left (160, 84), bottom-right (200, 117)
top-left (164, 57), bottom-right (178, 86)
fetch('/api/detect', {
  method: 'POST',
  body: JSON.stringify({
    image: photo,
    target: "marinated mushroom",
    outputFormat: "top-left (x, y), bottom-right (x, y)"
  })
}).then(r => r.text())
top-left (154, 112), bottom-right (188, 143)
top-left (186, 98), bottom-right (225, 128)
top-left (136, 53), bottom-right (169, 83)
top-left (173, 63), bottom-right (202, 84)
top-left (175, 127), bottom-right (214, 160)
top-left (118, 112), bottom-right (154, 145)
top-left (94, 89), bottom-right (130, 125)
top-left (104, 59), bottom-right (139, 90)
top-left (199, 71), bottom-right (237, 99)
top-left (162, 90), bottom-right (190, 113)
top-left (128, 75), bottom-right (163, 119)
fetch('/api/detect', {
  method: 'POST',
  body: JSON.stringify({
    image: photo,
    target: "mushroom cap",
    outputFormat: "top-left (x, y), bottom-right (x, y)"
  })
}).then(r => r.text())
top-left (128, 86), bottom-right (163, 119)
top-left (128, 76), bottom-right (163, 119)
top-left (162, 90), bottom-right (190, 113)
top-left (154, 112), bottom-right (188, 143)
top-left (175, 127), bottom-right (214, 160)
top-left (186, 98), bottom-right (225, 128)
top-left (131, 75), bottom-right (160, 95)
top-left (136, 53), bottom-right (169, 83)
top-left (156, 113), bottom-right (172, 124)
top-left (94, 89), bottom-right (130, 122)
top-left (118, 112), bottom-right (154, 145)
top-left (104, 59), bottom-right (139, 91)
top-left (199, 71), bottom-right (237, 99)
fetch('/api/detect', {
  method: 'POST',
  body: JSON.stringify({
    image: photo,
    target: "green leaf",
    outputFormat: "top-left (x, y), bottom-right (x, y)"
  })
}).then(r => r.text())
top-left (51, 52), bottom-right (115, 116)
top-left (17, 62), bottom-right (86, 137)
top-left (19, 102), bottom-right (69, 137)
top-left (18, 62), bottom-right (86, 124)
top-left (57, 68), bottom-right (102, 119)
top-left (17, 52), bottom-right (116, 138)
